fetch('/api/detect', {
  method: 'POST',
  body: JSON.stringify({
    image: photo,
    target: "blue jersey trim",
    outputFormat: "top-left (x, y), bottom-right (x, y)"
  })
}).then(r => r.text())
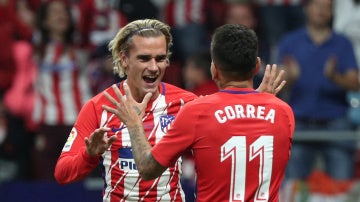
top-left (220, 90), bottom-right (258, 94)
top-left (160, 82), bottom-right (166, 95)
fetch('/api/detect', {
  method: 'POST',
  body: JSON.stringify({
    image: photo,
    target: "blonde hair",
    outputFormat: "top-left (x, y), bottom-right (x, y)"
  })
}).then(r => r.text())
top-left (108, 19), bottom-right (173, 78)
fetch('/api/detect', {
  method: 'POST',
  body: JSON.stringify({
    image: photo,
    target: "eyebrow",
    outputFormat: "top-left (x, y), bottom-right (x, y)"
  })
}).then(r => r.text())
top-left (136, 54), bottom-right (167, 61)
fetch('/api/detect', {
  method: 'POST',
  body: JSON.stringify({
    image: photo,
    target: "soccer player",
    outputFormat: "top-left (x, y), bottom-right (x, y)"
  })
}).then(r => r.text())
top-left (55, 19), bottom-right (286, 201)
top-left (103, 24), bottom-right (295, 201)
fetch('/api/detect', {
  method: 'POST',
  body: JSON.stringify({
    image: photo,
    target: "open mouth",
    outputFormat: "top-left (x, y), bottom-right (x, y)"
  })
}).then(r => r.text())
top-left (143, 75), bottom-right (158, 83)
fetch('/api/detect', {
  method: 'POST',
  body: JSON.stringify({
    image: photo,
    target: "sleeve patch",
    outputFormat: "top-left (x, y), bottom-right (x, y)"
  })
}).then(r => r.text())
top-left (62, 127), bottom-right (77, 152)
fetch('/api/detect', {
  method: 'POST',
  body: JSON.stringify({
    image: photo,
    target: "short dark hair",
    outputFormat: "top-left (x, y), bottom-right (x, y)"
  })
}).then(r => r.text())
top-left (211, 24), bottom-right (258, 81)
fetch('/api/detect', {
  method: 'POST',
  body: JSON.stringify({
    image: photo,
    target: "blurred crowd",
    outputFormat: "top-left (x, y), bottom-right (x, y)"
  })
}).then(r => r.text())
top-left (0, 0), bottom-right (360, 200)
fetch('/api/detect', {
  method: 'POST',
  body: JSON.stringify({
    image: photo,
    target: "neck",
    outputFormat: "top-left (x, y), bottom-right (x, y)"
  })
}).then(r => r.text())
top-left (124, 80), bottom-right (160, 103)
top-left (307, 24), bottom-right (331, 45)
top-left (50, 32), bottom-right (65, 43)
top-left (218, 80), bottom-right (253, 90)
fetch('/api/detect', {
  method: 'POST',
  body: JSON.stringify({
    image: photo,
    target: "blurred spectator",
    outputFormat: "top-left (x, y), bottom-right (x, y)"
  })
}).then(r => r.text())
top-left (0, 0), bottom-right (36, 183)
top-left (225, 0), bottom-right (257, 29)
top-left (73, 0), bottom-right (126, 97)
top-left (223, 0), bottom-right (265, 88)
top-left (334, 0), bottom-right (360, 68)
top-left (31, 0), bottom-right (92, 181)
top-left (163, 0), bottom-right (210, 64)
top-left (333, 0), bottom-right (360, 179)
top-left (255, 0), bottom-right (305, 64)
top-left (0, 0), bottom-right (33, 96)
top-left (75, 0), bottom-right (127, 50)
top-left (87, 42), bottom-right (122, 94)
top-left (160, 0), bottom-right (225, 87)
top-left (277, 0), bottom-right (359, 181)
top-left (118, 0), bottom-right (159, 22)
top-left (183, 51), bottom-right (218, 96)
top-left (333, 1), bottom-right (360, 90)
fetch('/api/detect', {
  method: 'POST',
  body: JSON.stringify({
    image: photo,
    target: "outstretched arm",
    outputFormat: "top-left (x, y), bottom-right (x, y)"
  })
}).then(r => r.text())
top-left (102, 84), bottom-right (166, 180)
top-left (256, 64), bottom-right (286, 94)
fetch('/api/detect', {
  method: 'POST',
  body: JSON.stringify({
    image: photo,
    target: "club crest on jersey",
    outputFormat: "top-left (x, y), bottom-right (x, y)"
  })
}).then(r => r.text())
top-left (62, 127), bottom-right (77, 152)
top-left (118, 148), bottom-right (137, 171)
top-left (160, 115), bottom-right (175, 133)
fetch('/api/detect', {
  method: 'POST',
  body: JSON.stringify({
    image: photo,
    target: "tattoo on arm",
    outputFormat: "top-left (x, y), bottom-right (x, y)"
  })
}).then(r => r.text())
top-left (127, 124), bottom-right (167, 180)
top-left (133, 106), bottom-right (141, 115)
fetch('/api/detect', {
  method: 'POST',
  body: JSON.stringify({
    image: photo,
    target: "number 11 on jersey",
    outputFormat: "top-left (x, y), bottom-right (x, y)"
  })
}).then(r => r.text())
top-left (221, 136), bottom-right (274, 202)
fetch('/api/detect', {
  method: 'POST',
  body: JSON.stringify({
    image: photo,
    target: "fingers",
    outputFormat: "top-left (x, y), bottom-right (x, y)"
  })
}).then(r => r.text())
top-left (263, 64), bottom-right (271, 83)
top-left (85, 127), bottom-right (114, 156)
top-left (269, 64), bottom-right (277, 85)
top-left (112, 84), bottom-right (126, 102)
top-left (104, 91), bottom-right (119, 106)
top-left (272, 68), bottom-right (284, 89)
top-left (107, 135), bottom-right (117, 146)
top-left (142, 92), bottom-right (152, 105)
top-left (84, 137), bottom-right (90, 148)
top-left (275, 80), bottom-right (286, 95)
top-left (104, 84), bottom-right (127, 107)
top-left (91, 127), bottom-right (111, 141)
top-left (122, 83), bottom-right (132, 101)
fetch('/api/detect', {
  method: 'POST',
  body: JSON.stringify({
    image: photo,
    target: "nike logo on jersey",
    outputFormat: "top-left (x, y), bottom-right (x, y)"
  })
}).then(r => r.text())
top-left (111, 126), bottom-right (126, 132)
top-left (160, 115), bottom-right (175, 133)
top-left (111, 124), bottom-right (154, 132)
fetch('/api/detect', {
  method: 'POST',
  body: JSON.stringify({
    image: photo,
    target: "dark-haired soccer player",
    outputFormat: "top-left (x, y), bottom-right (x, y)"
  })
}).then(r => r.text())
top-left (103, 24), bottom-right (295, 201)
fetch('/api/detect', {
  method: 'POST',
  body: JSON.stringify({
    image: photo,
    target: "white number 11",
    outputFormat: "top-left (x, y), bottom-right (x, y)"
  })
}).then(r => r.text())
top-left (221, 136), bottom-right (274, 202)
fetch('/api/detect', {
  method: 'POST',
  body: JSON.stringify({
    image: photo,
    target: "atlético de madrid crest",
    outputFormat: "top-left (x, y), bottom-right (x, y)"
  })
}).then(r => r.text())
top-left (160, 115), bottom-right (175, 133)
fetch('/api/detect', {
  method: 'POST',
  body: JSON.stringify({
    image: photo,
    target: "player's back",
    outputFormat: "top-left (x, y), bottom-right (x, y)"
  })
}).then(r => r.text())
top-left (187, 88), bottom-right (295, 202)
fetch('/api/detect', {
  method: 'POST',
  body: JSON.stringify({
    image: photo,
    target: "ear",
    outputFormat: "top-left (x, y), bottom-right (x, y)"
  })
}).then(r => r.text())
top-left (119, 51), bottom-right (128, 67)
top-left (253, 57), bottom-right (261, 75)
top-left (211, 61), bottom-right (218, 81)
top-left (119, 52), bottom-right (129, 73)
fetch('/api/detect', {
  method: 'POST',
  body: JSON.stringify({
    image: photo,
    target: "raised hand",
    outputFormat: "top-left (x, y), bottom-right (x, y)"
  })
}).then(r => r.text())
top-left (256, 64), bottom-right (286, 95)
top-left (84, 127), bottom-right (117, 156)
top-left (324, 56), bottom-right (337, 80)
top-left (282, 55), bottom-right (300, 84)
top-left (102, 83), bottom-right (152, 126)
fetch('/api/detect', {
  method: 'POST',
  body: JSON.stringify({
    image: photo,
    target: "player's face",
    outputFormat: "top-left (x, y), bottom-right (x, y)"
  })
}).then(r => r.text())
top-left (123, 35), bottom-right (169, 102)
top-left (225, 4), bottom-right (256, 30)
top-left (305, 0), bottom-right (332, 27)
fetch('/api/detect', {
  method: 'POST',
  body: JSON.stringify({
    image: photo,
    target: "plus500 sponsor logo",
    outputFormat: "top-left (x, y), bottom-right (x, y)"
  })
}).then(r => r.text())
top-left (118, 148), bottom-right (137, 171)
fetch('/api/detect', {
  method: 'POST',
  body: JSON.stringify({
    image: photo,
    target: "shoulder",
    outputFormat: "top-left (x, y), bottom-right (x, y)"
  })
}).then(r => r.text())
top-left (161, 82), bottom-right (198, 102)
top-left (180, 93), bottom-right (219, 111)
top-left (278, 28), bottom-right (307, 48)
top-left (331, 32), bottom-right (353, 45)
top-left (263, 93), bottom-right (294, 116)
top-left (84, 85), bottom-right (115, 107)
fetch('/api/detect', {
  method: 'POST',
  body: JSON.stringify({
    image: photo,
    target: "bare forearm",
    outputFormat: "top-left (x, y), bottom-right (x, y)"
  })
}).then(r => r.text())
top-left (330, 70), bottom-right (360, 91)
top-left (127, 123), bottom-right (166, 180)
top-left (101, 83), bottom-right (166, 179)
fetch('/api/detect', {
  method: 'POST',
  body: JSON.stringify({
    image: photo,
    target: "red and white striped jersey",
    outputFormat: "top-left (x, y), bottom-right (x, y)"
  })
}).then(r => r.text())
top-left (164, 0), bottom-right (206, 27)
top-left (152, 88), bottom-right (295, 201)
top-left (55, 82), bottom-right (198, 201)
top-left (32, 43), bottom-right (92, 126)
top-left (255, 0), bottom-right (304, 6)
